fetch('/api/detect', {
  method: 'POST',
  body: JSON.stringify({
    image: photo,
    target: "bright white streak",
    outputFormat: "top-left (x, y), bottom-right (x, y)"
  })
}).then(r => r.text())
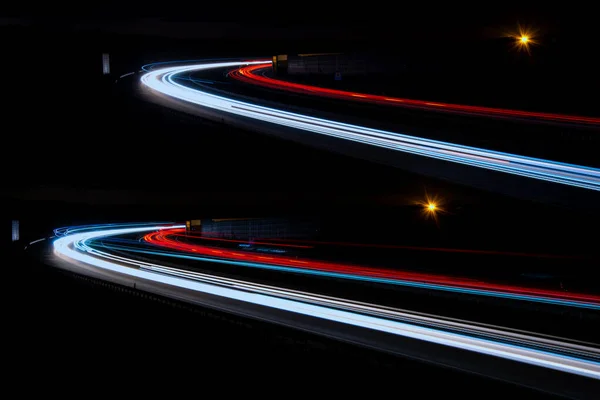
top-left (140, 61), bottom-right (600, 191)
top-left (53, 224), bottom-right (600, 379)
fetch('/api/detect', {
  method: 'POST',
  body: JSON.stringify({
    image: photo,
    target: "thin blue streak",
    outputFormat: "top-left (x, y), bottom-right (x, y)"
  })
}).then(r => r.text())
top-left (91, 241), bottom-right (600, 310)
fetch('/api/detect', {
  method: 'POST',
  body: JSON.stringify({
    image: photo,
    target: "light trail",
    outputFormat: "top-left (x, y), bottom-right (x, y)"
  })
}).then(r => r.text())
top-left (231, 64), bottom-right (600, 126)
top-left (140, 228), bottom-right (600, 309)
top-left (140, 61), bottom-right (600, 191)
top-left (51, 223), bottom-right (600, 381)
top-left (53, 226), bottom-right (600, 379)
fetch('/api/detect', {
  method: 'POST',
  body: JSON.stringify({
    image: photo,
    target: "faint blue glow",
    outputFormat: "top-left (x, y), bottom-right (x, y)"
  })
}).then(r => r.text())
top-left (255, 247), bottom-right (286, 254)
top-left (102, 53), bottom-right (110, 75)
top-left (53, 222), bottom-right (174, 237)
top-left (11, 220), bottom-right (19, 242)
top-left (140, 58), bottom-right (270, 72)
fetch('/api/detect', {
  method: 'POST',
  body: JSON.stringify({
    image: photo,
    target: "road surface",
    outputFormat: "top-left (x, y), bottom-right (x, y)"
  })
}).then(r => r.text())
top-left (135, 60), bottom-right (600, 209)
top-left (24, 223), bottom-right (600, 398)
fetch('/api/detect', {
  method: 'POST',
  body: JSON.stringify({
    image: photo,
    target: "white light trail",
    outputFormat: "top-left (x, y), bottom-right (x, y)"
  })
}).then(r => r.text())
top-left (140, 61), bottom-right (600, 191)
top-left (53, 224), bottom-right (600, 379)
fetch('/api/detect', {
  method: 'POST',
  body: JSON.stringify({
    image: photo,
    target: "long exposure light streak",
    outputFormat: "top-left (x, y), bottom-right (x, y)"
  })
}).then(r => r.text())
top-left (98, 237), bottom-right (600, 310)
top-left (140, 228), bottom-right (600, 309)
top-left (140, 61), bottom-right (600, 191)
top-left (51, 224), bottom-right (600, 380)
top-left (231, 64), bottom-right (600, 126)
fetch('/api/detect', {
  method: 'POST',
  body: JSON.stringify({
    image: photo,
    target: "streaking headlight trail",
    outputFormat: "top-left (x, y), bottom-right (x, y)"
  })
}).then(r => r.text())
top-left (52, 224), bottom-right (600, 380)
top-left (140, 61), bottom-right (600, 191)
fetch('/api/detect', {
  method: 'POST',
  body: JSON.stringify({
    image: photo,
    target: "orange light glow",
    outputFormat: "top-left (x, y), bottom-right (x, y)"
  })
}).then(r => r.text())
top-left (511, 25), bottom-right (538, 54)
top-left (416, 193), bottom-right (445, 223)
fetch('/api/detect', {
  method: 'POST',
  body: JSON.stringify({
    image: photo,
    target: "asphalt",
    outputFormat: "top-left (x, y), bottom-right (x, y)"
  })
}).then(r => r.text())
top-left (91, 232), bottom-right (600, 344)
top-left (3, 242), bottom-right (565, 396)
top-left (136, 64), bottom-right (600, 213)
top-left (7, 239), bottom-right (581, 398)
top-left (216, 66), bottom-right (600, 167)
top-left (4, 28), bottom-right (597, 398)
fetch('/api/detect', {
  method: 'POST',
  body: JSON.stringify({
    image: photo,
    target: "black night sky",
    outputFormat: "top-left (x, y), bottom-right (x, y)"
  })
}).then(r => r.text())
top-left (3, 7), bottom-right (600, 398)
top-left (2, 8), bottom-right (598, 211)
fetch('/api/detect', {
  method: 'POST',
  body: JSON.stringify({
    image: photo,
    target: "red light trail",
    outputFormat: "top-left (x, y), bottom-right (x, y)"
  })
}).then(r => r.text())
top-left (230, 64), bottom-right (600, 126)
top-left (144, 228), bottom-right (600, 306)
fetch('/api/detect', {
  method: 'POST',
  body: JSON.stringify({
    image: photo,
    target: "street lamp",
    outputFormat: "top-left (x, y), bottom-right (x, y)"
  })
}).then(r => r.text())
top-left (416, 193), bottom-right (444, 223)
top-left (511, 25), bottom-right (537, 54)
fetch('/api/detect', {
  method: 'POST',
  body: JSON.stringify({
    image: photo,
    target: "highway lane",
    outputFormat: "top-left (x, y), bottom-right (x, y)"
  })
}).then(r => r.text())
top-left (231, 64), bottom-right (600, 127)
top-left (96, 229), bottom-right (599, 344)
top-left (143, 228), bottom-right (600, 310)
top-left (40, 223), bottom-right (600, 398)
top-left (139, 61), bottom-right (600, 193)
top-left (224, 64), bottom-right (599, 168)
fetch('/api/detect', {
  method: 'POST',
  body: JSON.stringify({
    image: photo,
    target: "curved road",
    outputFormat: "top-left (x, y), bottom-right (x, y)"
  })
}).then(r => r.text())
top-left (230, 64), bottom-right (600, 126)
top-left (37, 222), bottom-right (599, 399)
top-left (144, 228), bottom-right (600, 310)
top-left (139, 60), bottom-right (600, 192)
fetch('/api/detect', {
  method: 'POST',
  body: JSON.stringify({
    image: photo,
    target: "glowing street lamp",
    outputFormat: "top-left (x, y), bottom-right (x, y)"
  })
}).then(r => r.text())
top-left (511, 25), bottom-right (537, 54)
top-left (418, 194), bottom-right (443, 222)
top-left (416, 192), bottom-right (445, 224)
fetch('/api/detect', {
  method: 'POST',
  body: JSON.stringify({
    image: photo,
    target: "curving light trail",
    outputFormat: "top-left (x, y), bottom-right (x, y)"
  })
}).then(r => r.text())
top-left (141, 228), bottom-right (600, 310)
top-left (231, 64), bottom-right (600, 126)
top-left (52, 223), bottom-right (600, 380)
top-left (140, 61), bottom-right (600, 191)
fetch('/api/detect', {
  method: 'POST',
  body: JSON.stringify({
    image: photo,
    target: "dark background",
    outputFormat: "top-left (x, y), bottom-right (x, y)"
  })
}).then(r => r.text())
top-left (3, 9), bottom-right (599, 246)
top-left (2, 9), bottom-right (598, 397)
top-left (3, 9), bottom-right (598, 205)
